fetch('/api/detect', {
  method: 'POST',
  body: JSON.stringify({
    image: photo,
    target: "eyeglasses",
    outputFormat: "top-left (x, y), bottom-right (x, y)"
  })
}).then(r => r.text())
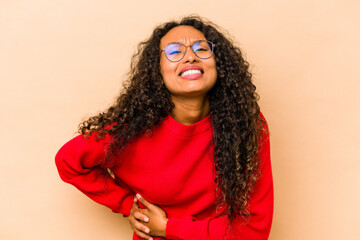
top-left (161, 40), bottom-right (215, 62)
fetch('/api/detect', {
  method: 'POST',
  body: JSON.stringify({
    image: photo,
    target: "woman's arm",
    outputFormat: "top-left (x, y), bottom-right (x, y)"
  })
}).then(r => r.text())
top-left (55, 132), bottom-right (134, 216)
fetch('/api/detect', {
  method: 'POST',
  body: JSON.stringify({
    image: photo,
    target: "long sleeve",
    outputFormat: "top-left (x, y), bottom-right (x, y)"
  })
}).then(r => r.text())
top-left (165, 124), bottom-right (273, 240)
top-left (55, 132), bottom-right (134, 217)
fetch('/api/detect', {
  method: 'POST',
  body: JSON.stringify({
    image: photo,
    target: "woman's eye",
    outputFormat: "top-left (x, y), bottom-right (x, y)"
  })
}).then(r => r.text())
top-left (169, 50), bottom-right (181, 55)
top-left (197, 48), bottom-right (207, 52)
top-left (195, 47), bottom-right (208, 52)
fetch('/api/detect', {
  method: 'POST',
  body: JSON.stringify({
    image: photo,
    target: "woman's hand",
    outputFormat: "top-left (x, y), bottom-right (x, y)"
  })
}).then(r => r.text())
top-left (128, 194), bottom-right (168, 239)
top-left (128, 196), bottom-right (153, 240)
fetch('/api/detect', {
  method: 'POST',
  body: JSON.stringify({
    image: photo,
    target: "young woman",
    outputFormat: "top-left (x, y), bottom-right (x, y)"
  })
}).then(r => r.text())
top-left (55, 16), bottom-right (273, 240)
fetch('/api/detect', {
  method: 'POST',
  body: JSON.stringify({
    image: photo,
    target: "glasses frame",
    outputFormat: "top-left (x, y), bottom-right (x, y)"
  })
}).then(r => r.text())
top-left (161, 40), bottom-right (215, 62)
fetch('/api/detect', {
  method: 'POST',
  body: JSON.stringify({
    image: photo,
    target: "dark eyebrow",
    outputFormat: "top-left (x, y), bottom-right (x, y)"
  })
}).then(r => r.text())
top-left (166, 42), bottom-right (181, 45)
top-left (165, 40), bottom-right (203, 46)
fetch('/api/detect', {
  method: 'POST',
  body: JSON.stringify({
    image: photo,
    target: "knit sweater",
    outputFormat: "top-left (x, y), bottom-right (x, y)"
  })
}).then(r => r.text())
top-left (55, 114), bottom-right (273, 240)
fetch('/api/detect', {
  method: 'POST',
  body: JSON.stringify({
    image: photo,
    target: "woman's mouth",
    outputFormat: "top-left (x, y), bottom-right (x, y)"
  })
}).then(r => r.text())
top-left (179, 66), bottom-right (204, 80)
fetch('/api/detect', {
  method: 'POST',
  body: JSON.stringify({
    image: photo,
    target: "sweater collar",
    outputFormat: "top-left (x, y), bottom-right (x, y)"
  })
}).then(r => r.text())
top-left (161, 114), bottom-right (212, 137)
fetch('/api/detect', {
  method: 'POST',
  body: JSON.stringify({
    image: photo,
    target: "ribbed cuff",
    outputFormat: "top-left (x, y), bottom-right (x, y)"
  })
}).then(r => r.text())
top-left (165, 217), bottom-right (185, 240)
top-left (112, 196), bottom-right (134, 217)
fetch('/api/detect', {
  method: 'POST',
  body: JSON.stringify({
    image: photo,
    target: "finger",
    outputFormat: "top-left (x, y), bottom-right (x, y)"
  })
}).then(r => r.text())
top-left (130, 198), bottom-right (139, 215)
top-left (134, 210), bottom-right (150, 222)
top-left (132, 226), bottom-right (153, 240)
top-left (129, 217), bottom-right (151, 235)
top-left (131, 196), bottom-right (140, 209)
top-left (131, 196), bottom-right (138, 207)
top-left (136, 193), bottom-right (154, 210)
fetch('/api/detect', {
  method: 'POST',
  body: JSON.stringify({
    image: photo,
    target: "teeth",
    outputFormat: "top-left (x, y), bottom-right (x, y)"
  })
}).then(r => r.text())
top-left (180, 69), bottom-right (202, 77)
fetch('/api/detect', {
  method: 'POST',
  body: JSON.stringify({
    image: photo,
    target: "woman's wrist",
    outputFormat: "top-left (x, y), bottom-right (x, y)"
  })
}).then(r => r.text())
top-left (160, 218), bottom-right (168, 237)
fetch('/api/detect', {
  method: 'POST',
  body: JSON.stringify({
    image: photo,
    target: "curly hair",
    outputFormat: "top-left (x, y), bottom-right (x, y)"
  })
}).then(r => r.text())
top-left (79, 15), bottom-right (265, 228)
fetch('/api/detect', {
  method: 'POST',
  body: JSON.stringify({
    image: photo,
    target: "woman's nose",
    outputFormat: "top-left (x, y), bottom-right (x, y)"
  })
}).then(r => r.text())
top-left (183, 46), bottom-right (198, 63)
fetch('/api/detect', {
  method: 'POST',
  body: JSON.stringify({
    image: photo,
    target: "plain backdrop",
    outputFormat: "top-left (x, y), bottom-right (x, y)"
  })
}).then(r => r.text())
top-left (1, 1), bottom-right (359, 239)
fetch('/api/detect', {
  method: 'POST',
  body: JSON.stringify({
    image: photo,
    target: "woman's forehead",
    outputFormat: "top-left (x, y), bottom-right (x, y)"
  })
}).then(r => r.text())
top-left (160, 26), bottom-right (207, 47)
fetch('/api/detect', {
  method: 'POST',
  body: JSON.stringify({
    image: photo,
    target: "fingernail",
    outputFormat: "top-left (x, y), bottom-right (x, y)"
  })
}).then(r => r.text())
top-left (145, 228), bottom-right (150, 233)
top-left (144, 217), bottom-right (149, 222)
top-left (136, 193), bottom-right (142, 199)
top-left (149, 238), bottom-right (153, 240)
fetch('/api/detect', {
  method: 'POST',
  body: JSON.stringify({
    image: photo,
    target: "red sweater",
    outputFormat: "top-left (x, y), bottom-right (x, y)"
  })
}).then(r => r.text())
top-left (55, 115), bottom-right (273, 240)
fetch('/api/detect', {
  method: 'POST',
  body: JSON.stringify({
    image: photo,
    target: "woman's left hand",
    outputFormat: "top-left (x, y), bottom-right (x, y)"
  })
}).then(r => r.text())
top-left (130, 193), bottom-right (168, 238)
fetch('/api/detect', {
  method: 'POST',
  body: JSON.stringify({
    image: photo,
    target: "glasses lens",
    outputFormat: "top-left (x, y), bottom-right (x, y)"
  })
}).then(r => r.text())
top-left (164, 43), bottom-right (185, 62)
top-left (193, 41), bottom-right (213, 59)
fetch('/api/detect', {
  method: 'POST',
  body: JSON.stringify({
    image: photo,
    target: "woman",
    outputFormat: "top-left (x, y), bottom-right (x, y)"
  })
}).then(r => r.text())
top-left (55, 16), bottom-right (273, 240)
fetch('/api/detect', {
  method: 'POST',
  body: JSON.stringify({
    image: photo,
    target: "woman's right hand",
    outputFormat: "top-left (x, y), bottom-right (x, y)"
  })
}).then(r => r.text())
top-left (128, 196), bottom-right (153, 240)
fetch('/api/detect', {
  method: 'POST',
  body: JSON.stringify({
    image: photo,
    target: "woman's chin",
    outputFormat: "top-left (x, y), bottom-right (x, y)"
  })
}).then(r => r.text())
top-left (172, 89), bottom-right (210, 98)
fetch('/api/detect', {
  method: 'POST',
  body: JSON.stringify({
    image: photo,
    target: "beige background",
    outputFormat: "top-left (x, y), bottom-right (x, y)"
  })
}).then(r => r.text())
top-left (1, 0), bottom-right (359, 239)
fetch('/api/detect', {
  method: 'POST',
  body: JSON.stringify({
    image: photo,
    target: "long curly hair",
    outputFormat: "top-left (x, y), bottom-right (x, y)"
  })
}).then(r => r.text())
top-left (79, 15), bottom-right (265, 227)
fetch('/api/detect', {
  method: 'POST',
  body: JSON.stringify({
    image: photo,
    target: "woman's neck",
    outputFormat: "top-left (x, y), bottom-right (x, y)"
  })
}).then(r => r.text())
top-left (171, 95), bottom-right (210, 125)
